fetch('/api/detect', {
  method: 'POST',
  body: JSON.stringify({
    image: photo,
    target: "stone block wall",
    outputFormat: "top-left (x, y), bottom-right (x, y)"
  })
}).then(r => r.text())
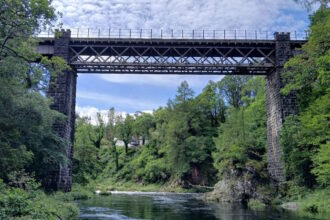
top-left (47, 30), bottom-right (77, 192)
top-left (266, 32), bottom-right (298, 182)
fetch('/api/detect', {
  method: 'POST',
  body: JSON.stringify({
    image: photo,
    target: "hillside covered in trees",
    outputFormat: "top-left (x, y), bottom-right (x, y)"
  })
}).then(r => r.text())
top-left (74, 76), bottom-right (265, 189)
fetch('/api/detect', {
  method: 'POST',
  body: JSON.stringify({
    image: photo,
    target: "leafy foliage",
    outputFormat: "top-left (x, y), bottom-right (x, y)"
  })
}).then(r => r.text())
top-left (0, 178), bottom-right (79, 219)
top-left (73, 81), bottom-right (221, 187)
top-left (280, 7), bottom-right (330, 188)
top-left (311, 143), bottom-right (330, 187)
top-left (0, 0), bottom-right (72, 186)
top-left (0, 0), bottom-right (80, 218)
top-left (133, 112), bottom-right (154, 145)
top-left (213, 76), bottom-right (268, 180)
top-left (73, 117), bottom-right (102, 185)
top-left (117, 114), bottom-right (134, 154)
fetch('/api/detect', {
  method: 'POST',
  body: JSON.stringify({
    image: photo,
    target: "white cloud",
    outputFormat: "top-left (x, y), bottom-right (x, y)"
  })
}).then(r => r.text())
top-left (77, 90), bottom-right (162, 110)
top-left (76, 105), bottom-right (153, 125)
top-left (98, 74), bottom-right (223, 88)
top-left (141, 110), bottom-right (153, 114)
top-left (52, 0), bottom-right (308, 32)
top-left (76, 105), bottom-right (108, 125)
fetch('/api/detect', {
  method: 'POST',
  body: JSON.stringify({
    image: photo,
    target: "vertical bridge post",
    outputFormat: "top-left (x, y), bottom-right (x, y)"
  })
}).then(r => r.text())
top-left (266, 32), bottom-right (298, 182)
top-left (47, 30), bottom-right (77, 192)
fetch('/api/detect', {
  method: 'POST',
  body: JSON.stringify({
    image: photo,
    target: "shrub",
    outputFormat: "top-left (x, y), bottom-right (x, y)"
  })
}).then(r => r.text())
top-left (248, 199), bottom-right (266, 210)
top-left (298, 188), bottom-right (330, 215)
top-left (312, 143), bottom-right (330, 187)
top-left (0, 178), bottom-right (79, 219)
top-left (69, 184), bottom-right (93, 200)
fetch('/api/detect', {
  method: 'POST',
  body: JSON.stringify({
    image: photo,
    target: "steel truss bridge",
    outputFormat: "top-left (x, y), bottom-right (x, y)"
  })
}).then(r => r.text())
top-left (37, 29), bottom-right (307, 75)
top-left (37, 29), bottom-right (306, 191)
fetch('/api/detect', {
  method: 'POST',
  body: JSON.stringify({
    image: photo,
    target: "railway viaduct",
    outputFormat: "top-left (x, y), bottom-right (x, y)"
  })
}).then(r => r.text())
top-left (37, 29), bottom-right (306, 191)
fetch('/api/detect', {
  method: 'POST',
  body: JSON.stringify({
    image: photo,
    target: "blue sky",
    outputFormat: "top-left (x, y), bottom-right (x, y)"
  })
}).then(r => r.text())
top-left (52, 0), bottom-right (311, 120)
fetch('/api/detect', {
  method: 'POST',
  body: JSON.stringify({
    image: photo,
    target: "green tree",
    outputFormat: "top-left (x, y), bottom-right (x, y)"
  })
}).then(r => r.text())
top-left (196, 81), bottom-right (226, 130)
top-left (218, 76), bottom-right (251, 109)
top-left (133, 112), bottom-right (154, 145)
top-left (213, 76), bottom-right (267, 180)
top-left (104, 108), bottom-right (119, 171)
top-left (164, 81), bottom-right (216, 185)
top-left (0, 0), bottom-right (71, 187)
top-left (282, 7), bottom-right (329, 109)
top-left (280, 7), bottom-right (330, 188)
top-left (294, 0), bottom-right (329, 10)
top-left (73, 116), bottom-right (101, 185)
top-left (0, 0), bottom-right (55, 62)
top-left (174, 81), bottom-right (194, 105)
top-left (312, 143), bottom-right (330, 187)
top-left (117, 114), bottom-right (134, 154)
top-left (88, 113), bottom-right (105, 149)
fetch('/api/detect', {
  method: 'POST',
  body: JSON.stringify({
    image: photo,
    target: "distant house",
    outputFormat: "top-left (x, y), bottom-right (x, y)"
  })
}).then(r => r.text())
top-left (115, 136), bottom-right (145, 147)
top-left (130, 136), bottom-right (142, 147)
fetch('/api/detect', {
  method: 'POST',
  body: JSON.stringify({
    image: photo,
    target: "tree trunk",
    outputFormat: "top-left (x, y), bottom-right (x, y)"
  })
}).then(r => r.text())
top-left (115, 150), bottom-right (119, 171)
top-left (95, 139), bottom-right (101, 149)
top-left (124, 142), bottom-right (128, 154)
top-left (142, 138), bottom-right (145, 145)
top-left (112, 144), bottom-right (119, 172)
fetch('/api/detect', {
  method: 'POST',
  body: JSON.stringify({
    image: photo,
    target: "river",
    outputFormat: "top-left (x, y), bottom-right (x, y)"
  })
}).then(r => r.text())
top-left (77, 192), bottom-right (311, 220)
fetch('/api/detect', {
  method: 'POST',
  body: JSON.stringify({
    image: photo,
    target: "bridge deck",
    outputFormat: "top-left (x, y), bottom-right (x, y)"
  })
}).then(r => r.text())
top-left (37, 37), bottom-right (306, 75)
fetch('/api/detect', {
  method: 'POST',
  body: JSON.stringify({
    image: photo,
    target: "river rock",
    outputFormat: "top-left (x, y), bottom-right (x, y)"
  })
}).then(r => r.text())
top-left (206, 178), bottom-right (255, 202)
top-left (281, 202), bottom-right (299, 211)
top-left (205, 168), bottom-right (271, 204)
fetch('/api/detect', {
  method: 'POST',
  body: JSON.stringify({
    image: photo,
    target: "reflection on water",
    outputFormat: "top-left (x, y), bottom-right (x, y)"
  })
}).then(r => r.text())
top-left (78, 193), bottom-right (311, 220)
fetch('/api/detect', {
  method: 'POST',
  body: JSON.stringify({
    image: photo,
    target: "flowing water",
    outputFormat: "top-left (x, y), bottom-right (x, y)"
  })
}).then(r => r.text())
top-left (77, 192), bottom-right (311, 220)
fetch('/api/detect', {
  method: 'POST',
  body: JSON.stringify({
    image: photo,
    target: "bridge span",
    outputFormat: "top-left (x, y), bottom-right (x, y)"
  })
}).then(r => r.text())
top-left (37, 29), bottom-right (306, 191)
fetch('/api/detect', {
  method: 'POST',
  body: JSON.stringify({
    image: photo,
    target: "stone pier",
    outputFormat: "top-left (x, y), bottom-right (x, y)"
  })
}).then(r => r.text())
top-left (266, 32), bottom-right (298, 182)
top-left (47, 30), bottom-right (77, 191)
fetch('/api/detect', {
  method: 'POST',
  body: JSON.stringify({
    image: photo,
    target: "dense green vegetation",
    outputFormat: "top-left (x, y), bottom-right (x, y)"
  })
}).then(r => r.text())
top-left (0, 178), bottom-right (79, 219)
top-left (0, 0), bottom-right (78, 218)
top-left (73, 75), bottom-right (271, 199)
top-left (74, 80), bottom-right (223, 188)
top-left (73, 76), bottom-right (271, 197)
top-left (279, 6), bottom-right (330, 216)
top-left (281, 6), bottom-right (330, 188)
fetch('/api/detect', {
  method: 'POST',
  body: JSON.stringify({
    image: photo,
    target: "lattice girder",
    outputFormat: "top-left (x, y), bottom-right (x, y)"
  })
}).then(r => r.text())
top-left (68, 41), bottom-right (276, 75)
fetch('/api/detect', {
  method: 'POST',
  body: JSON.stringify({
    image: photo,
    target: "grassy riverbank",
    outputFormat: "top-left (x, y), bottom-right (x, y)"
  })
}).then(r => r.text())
top-left (0, 179), bottom-right (80, 219)
top-left (244, 187), bottom-right (330, 219)
top-left (85, 178), bottom-right (208, 194)
top-left (281, 188), bottom-right (330, 219)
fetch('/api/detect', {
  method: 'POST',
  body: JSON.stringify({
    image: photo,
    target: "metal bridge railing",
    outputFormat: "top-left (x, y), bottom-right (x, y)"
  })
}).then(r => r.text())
top-left (37, 28), bottom-right (310, 40)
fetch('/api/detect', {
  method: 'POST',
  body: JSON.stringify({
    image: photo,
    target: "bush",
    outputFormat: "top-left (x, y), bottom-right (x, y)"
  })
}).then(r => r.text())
top-left (298, 188), bottom-right (330, 216)
top-left (69, 184), bottom-right (93, 200)
top-left (54, 184), bottom-right (93, 202)
top-left (248, 199), bottom-right (266, 210)
top-left (312, 143), bottom-right (330, 187)
top-left (0, 186), bottom-right (32, 218)
top-left (99, 191), bottom-right (111, 196)
top-left (0, 179), bottom-right (79, 219)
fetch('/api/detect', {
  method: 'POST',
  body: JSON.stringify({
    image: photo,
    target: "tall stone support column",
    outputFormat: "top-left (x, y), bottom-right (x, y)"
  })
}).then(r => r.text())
top-left (266, 32), bottom-right (298, 182)
top-left (47, 30), bottom-right (76, 192)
